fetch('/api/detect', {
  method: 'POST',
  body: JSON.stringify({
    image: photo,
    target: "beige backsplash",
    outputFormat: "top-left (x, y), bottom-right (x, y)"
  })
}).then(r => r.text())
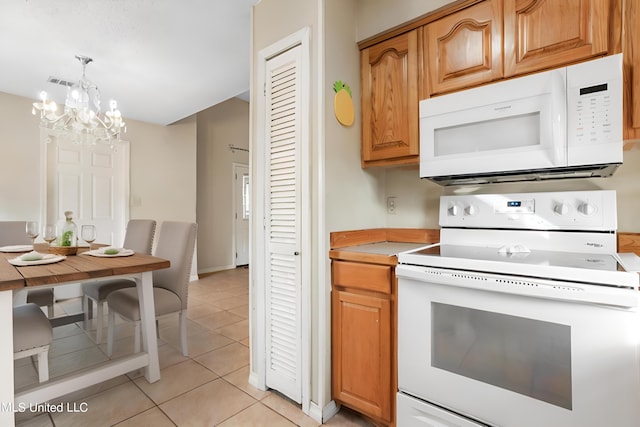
top-left (383, 149), bottom-right (640, 233)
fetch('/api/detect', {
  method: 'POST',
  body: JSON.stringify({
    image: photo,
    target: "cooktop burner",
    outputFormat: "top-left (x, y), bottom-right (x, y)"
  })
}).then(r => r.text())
top-left (408, 243), bottom-right (622, 272)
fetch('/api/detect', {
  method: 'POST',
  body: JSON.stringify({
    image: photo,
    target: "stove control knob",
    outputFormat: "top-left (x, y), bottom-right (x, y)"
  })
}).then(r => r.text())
top-left (448, 204), bottom-right (460, 216)
top-left (554, 203), bottom-right (569, 215)
top-left (465, 204), bottom-right (478, 216)
top-left (578, 203), bottom-right (596, 216)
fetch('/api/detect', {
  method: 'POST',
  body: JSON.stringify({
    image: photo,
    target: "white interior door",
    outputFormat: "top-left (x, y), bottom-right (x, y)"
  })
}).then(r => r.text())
top-left (264, 43), bottom-right (303, 403)
top-left (45, 134), bottom-right (129, 298)
top-left (234, 163), bottom-right (249, 266)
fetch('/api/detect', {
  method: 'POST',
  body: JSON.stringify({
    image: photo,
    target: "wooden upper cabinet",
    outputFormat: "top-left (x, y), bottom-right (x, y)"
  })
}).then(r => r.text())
top-left (361, 29), bottom-right (420, 167)
top-left (622, 0), bottom-right (640, 141)
top-left (504, 0), bottom-right (610, 77)
top-left (425, 0), bottom-right (503, 95)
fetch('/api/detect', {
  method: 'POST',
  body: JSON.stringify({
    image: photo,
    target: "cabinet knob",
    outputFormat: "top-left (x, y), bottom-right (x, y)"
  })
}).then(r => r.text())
top-left (294, 251), bottom-right (300, 256)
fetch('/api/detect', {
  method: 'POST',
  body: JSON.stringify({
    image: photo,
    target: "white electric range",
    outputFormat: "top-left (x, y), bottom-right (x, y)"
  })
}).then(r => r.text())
top-left (396, 190), bottom-right (640, 427)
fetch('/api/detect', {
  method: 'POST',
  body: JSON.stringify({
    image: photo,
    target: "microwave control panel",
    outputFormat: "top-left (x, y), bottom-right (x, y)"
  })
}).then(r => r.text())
top-left (567, 54), bottom-right (622, 148)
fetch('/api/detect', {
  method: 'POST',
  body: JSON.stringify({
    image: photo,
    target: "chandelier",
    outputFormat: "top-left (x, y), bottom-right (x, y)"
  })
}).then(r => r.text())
top-left (32, 55), bottom-right (126, 146)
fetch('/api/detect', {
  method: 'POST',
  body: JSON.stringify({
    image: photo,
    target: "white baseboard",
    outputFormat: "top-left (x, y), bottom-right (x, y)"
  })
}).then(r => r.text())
top-left (197, 264), bottom-right (237, 276)
top-left (320, 400), bottom-right (339, 423)
top-left (248, 371), bottom-right (265, 390)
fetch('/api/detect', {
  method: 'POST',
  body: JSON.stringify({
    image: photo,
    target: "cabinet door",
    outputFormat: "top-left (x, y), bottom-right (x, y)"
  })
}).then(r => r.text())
top-left (332, 289), bottom-right (392, 422)
top-left (622, 0), bottom-right (640, 141)
top-left (425, 0), bottom-right (503, 95)
top-left (361, 29), bottom-right (419, 167)
top-left (504, 0), bottom-right (610, 77)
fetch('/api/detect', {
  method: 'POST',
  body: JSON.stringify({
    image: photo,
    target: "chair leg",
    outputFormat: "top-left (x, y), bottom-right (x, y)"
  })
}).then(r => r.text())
top-left (83, 295), bottom-right (90, 329)
top-left (107, 310), bottom-right (115, 357)
top-left (37, 348), bottom-right (49, 383)
top-left (95, 301), bottom-right (104, 344)
top-left (134, 321), bottom-right (141, 354)
top-left (180, 310), bottom-right (188, 357)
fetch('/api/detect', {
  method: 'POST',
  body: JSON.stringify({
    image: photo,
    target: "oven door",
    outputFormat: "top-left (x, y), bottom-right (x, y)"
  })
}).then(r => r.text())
top-left (397, 265), bottom-right (640, 427)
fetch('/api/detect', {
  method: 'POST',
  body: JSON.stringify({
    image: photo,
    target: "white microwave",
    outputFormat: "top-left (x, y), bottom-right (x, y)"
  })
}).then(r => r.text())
top-left (420, 54), bottom-right (623, 185)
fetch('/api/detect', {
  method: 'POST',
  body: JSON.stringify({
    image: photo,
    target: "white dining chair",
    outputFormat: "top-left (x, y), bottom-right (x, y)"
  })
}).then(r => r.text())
top-left (107, 221), bottom-right (197, 357)
top-left (13, 303), bottom-right (53, 383)
top-left (82, 219), bottom-right (156, 343)
top-left (0, 221), bottom-right (56, 317)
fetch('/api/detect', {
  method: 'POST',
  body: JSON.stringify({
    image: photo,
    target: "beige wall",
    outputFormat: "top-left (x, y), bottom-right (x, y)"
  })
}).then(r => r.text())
top-left (0, 90), bottom-right (197, 235)
top-left (0, 92), bottom-right (42, 222)
top-left (324, 0), bottom-right (390, 412)
top-left (382, 154), bottom-right (640, 232)
top-left (356, 0), bottom-right (453, 41)
top-left (325, 2), bottom-right (386, 233)
top-left (196, 98), bottom-right (250, 273)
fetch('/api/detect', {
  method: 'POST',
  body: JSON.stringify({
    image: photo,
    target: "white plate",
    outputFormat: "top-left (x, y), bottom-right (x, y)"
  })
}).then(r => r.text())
top-left (84, 248), bottom-right (135, 257)
top-left (9, 254), bottom-right (66, 266)
top-left (0, 245), bottom-right (33, 253)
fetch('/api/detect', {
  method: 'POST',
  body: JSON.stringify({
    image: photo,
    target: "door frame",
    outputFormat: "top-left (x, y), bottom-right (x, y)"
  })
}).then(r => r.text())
top-left (250, 26), bottom-right (311, 414)
top-left (232, 162), bottom-right (249, 267)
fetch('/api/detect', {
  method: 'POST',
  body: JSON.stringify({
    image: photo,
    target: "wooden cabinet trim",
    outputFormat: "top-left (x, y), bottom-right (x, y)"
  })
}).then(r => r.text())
top-left (330, 228), bottom-right (439, 249)
top-left (618, 232), bottom-right (640, 256)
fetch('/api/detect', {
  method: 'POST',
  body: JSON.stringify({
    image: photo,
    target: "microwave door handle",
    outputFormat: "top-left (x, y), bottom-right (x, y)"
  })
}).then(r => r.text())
top-left (551, 69), bottom-right (567, 166)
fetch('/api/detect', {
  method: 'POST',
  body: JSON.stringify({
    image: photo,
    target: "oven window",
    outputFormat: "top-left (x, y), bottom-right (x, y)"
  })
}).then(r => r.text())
top-left (432, 302), bottom-right (572, 410)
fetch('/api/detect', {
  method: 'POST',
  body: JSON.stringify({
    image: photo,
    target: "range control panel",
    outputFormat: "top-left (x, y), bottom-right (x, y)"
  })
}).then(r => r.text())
top-left (439, 190), bottom-right (617, 231)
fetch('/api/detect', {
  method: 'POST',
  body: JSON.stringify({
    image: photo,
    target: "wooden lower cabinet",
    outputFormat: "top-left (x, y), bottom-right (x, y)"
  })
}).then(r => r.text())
top-left (331, 260), bottom-right (396, 425)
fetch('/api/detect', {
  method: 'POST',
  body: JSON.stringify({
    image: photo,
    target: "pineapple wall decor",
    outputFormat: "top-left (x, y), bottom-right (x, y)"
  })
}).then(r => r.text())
top-left (333, 81), bottom-right (354, 126)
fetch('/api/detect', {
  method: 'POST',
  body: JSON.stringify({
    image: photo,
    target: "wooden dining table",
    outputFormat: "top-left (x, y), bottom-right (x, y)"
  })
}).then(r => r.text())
top-left (0, 245), bottom-right (169, 427)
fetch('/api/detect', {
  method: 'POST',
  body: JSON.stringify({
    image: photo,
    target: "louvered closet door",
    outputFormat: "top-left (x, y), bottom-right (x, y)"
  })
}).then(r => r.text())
top-left (264, 44), bottom-right (302, 403)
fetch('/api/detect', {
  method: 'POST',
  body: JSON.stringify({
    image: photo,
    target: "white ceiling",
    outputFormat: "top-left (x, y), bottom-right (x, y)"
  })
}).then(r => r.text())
top-left (0, 0), bottom-right (258, 126)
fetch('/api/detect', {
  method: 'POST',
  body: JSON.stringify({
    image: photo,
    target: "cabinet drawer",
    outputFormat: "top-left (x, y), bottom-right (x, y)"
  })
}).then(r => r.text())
top-left (332, 261), bottom-right (391, 294)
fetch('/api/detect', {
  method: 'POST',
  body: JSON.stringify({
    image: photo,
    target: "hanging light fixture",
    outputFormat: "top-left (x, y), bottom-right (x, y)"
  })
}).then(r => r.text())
top-left (32, 55), bottom-right (126, 146)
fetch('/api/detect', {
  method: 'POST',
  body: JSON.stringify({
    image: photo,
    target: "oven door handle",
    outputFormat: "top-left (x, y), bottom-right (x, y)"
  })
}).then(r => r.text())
top-left (397, 264), bottom-right (639, 309)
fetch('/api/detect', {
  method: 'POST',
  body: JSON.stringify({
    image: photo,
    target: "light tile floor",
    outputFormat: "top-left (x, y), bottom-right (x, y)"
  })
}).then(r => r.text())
top-left (14, 267), bottom-right (374, 427)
